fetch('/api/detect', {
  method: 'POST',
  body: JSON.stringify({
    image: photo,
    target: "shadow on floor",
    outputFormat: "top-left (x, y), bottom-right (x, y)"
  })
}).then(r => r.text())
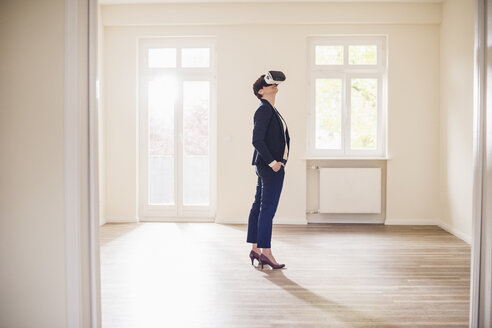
top-left (260, 268), bottom-right (399, 328)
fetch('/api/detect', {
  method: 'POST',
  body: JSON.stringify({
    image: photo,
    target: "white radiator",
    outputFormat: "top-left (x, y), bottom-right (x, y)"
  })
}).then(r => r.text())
top-left (319, 168), bottom-right (381, 214)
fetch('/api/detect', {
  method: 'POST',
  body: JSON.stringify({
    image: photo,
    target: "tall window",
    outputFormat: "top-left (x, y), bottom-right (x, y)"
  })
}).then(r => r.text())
top-left (308, 37), bottom-right (387, 157)
top-left (139, 38), bottom-right (216, 219)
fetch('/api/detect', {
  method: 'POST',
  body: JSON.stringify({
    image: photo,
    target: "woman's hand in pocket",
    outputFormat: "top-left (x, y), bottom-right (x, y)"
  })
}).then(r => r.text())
top-left (272, 162), bottom-right (285, 172)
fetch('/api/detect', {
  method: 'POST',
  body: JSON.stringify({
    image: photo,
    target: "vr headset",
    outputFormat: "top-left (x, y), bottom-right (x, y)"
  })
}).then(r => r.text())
top-left (264, 71), bottom-right (286, 85)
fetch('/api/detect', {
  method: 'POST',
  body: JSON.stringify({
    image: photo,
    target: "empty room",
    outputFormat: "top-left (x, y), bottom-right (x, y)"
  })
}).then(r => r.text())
top-left (96, 0), bottom-right (474, 326)
top-left (3, 0), bottom-right (492, 327)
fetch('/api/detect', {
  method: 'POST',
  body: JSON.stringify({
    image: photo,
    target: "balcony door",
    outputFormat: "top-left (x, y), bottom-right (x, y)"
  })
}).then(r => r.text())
top-left (138, 38), bottom-right (216, 220)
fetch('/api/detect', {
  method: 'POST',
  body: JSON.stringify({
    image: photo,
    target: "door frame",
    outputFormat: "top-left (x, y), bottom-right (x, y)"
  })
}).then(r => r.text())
top-left (65, 0), bottom-right (488, 327)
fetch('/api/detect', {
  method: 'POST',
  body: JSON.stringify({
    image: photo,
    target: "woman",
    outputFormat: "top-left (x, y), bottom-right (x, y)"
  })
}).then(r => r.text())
top-left (246, 71), bottom-right (290, 269)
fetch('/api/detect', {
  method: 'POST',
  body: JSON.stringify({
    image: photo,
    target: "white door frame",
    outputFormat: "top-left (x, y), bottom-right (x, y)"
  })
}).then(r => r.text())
top-left (64, 0), bottom-right (101, 327)
top-left (65, 0), bottom-right (489, 327)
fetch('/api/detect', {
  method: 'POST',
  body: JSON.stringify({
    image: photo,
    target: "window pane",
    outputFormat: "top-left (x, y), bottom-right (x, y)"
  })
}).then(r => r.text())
top-left (183, 81), bottom-right (210, 206)
top-left (351, 78), bottom-right (377, 149)
top-left (148, 48), bottom-right (176, 68)
top-left (349, 45), bottom-right (377, 65)
top-left (148, 77), bottom-right (177, 204)
top-left (315, 46), bottom-right (343, 65)
top-left (182, 48), bottom-right (210, 68)
top-left (315, 79), bottom-right (342, 149)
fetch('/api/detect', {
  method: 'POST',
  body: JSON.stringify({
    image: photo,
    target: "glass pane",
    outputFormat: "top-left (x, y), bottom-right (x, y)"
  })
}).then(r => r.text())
top-left (148, 48), bottom-right (176, 68)
top-left (315, 46), bottom-right (343, 65)
top-left (148, 77), bottom-right (177, 204)
top-left (315, 79), bottom-right (342, 149)
top-left (349, 45), bottom-right (377, 65)
top-left (182, 48), bottom-right (210, 68)
top-left (183, 81), bottom-right (210, 206)
top-left (351, 78), bottom-right (377, 150)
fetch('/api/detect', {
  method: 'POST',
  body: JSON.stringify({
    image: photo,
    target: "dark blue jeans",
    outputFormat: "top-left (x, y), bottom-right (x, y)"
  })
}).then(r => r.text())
top-left (246, 165), bottom-right (285, 248)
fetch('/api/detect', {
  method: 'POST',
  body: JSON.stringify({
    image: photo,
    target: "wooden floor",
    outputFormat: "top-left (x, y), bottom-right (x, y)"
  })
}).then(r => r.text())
top-left (100, 223), bottom-right (471, 328)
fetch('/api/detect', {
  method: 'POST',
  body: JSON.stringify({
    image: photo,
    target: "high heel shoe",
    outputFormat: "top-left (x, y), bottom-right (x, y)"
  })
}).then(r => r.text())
top-left (249, 250), bottom-right (261, 265)
top-left (259, 254), bottom-right (285, 269)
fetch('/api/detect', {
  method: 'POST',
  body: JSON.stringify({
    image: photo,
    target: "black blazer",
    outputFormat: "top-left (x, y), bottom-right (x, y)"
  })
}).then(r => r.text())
top-left (251, 99), bottom-right (290, 168)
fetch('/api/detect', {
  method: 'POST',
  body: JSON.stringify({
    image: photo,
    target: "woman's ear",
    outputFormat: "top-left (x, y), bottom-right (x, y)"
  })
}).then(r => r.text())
top-left (258, 89), bottom-right (264, 96)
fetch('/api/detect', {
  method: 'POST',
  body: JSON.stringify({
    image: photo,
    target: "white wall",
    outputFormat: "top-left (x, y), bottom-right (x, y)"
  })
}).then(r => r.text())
top-left (439, 0), bottom-right (475, 243)
top-left (103, 26), bottom-right (139, 221)
top-left (101, 2), bottom-right (444, 227)
top-left (0, 0), bottom-right (67, 327)
top-left (384, 24), bottom-right (441, 225)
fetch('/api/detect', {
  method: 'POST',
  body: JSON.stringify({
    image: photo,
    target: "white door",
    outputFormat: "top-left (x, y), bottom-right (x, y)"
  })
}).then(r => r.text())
top-left (138, 38), bottom-right (216, 220)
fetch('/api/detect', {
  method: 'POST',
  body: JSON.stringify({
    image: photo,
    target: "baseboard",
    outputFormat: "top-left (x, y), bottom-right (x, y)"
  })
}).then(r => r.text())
top-left (384, 219), bottom-right (440, 225)
top-left (308, 217), bottom-right (384, 224)
top-left (215, 217), bottom-right (307, 225)
top-left (274, 218), bottom-right (308, 225)
top-left (106, 217), bottom-right (307, 225)
top-left (139, 217), bottom-right (214, 223)
top-left (215, 218), bottom-right (246, 224)
top-left (437, 221), bottom-right (472, 245)
top-left (105, 218), bottom-right (139, 223)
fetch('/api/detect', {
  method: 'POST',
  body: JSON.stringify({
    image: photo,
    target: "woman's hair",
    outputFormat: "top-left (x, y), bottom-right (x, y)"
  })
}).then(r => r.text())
top-left (252, 75), bottom-right (268, 100)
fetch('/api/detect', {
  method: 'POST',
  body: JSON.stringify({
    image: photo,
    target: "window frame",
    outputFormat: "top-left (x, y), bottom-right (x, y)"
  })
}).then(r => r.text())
top-left (307, 36), bottom-right (387, 158)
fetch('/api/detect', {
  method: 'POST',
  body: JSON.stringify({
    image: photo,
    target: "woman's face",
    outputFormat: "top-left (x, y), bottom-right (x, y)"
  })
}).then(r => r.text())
top-left (259, 84), bottom-right (278, 98)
